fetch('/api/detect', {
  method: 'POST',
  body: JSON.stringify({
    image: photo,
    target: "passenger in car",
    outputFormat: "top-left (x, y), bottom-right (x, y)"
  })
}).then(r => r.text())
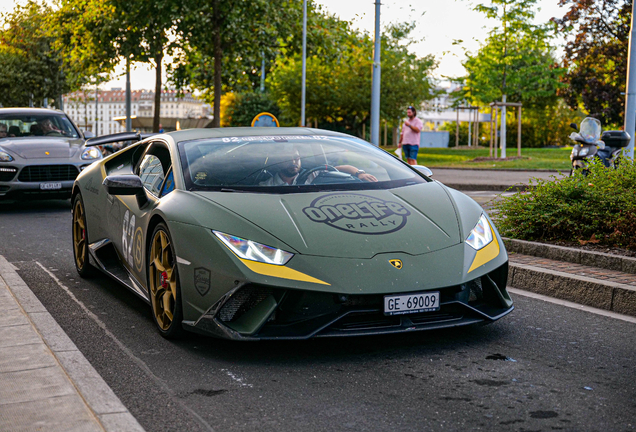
top-left (0, 124), bottom-right (7, 138)
top-left (8, 126), bottom-right (21, 137)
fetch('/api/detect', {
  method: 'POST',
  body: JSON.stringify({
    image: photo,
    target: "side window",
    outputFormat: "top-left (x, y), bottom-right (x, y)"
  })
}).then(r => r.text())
top-left (161, 169), bottom-right (175, 197)
top-left (138, 154), bottom-right (166, 196)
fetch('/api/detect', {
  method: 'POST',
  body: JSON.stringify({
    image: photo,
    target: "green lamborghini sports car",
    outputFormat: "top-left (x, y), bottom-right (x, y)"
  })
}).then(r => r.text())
top-left (72, 128), bottom-right (513, 340)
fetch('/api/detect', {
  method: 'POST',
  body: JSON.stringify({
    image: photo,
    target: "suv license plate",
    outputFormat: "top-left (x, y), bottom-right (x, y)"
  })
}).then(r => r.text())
top-left (384, 291), bottom-right (440, 316)
top-left (40, 182), bottom-right (62, 190)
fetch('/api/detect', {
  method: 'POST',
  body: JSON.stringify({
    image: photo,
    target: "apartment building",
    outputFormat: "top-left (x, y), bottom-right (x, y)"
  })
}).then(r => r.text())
top-left (63, 88), bottom-right (209, 135)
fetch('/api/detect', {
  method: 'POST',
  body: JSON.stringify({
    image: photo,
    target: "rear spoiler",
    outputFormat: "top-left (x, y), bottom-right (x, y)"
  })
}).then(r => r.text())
top-left (85, 132), bottom-right (157, 147)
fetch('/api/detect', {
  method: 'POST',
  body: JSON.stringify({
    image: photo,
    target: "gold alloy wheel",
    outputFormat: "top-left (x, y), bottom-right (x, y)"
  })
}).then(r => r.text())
top-left (72, 198), bottom-right (87, 270)
top-left (149, 229), bottom-right (177, 331)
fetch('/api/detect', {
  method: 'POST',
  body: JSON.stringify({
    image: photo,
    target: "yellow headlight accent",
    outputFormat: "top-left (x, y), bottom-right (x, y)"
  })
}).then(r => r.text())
top-left (467, 225), bottom-right (500, 273)
top-left (239, 259), bottom-right (330, 285)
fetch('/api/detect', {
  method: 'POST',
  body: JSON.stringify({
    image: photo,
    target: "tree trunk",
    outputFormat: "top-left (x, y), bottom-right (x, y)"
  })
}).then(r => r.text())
top-left (153, 54), bottom-right (163, 133)
top-left (212, 0), bottom-right (222, 128)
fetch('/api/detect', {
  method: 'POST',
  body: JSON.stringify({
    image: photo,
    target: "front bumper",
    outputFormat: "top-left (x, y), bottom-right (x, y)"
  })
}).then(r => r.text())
top-left (0, 163), bottom-right (92, 199)
top-left (183, 262), bottom-right (513, 340)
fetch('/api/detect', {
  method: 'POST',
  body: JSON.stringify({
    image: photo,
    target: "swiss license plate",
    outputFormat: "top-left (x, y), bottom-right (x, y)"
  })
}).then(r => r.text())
top-left (384, 291), bottom-right (440, 316)
top-left (40, 182), bottom-right (62, 190)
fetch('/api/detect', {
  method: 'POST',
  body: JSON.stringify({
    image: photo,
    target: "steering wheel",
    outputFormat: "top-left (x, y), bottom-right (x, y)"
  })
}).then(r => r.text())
top-left (45, 130), bottom-right (62, 136)
top-left (296, 164), bottom-right (339, 184)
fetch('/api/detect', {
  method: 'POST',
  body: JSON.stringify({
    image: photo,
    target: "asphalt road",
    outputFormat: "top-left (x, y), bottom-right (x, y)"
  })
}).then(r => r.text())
top-left (1, 198), bottom-right (635, 432)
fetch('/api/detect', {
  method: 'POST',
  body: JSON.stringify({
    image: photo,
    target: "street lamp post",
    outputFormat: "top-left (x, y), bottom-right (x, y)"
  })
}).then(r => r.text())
top-left (125, 60), bottom-right (132, 132)
top-left (301, 0), bottom-right (307, 127)
top-left (95, 85), bottom-right (99, 136)
top-left (370, 0), bottom-right (381, 146)
top-left (624, 0), bottom-right (636, 160)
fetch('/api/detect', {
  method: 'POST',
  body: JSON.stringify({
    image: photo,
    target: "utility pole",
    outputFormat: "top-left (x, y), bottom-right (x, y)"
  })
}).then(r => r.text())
top-left (301, 0), bottom-right (307, 127)
top-left (624, 0), bottom-right (636, 159)
top-left (500, 95), bottom-right (507, 158)
top-left (125, 60), bottom-right (132, 132)
top-left (95, 85), bottom-right (99, 136)
top-left (260, 52), bottom-right (266, 93)
top-left (370, 0), bottom-right (382, 146)
top-left (500, 2), bottom-right (508, 159)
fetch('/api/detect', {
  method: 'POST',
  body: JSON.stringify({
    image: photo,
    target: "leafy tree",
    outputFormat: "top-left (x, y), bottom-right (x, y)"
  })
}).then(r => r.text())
top-left (171, 0), bottom-right (299, 127)
top-left (0, 1), bottom-right (70, 107)
top-left (55, 0), bottom-right (182, 131)
top-left (268, 20), bottom-right (436, 135)
top-left (462, 0), bottom-right (563, 107)
top-left (457, 0), bottom-right (566, 146)
top-left (554, 0), bottom-right (631, 127)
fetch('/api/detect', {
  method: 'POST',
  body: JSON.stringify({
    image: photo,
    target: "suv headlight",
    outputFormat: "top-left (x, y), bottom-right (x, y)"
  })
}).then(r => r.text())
top-left (0, 150), bottom-right (14, 162)
top-left (213, 231), bottom-right (294, 265)
top-left (81, 147), bottom-right (102, 160)
top-left (466, 214), bottom-right (493, 250)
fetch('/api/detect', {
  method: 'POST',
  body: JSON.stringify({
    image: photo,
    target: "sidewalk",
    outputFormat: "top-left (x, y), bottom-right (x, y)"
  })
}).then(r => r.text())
top-left (430, 167), bottom-right (566, 191)
top-left (0, 256), bottom-right (144, 432)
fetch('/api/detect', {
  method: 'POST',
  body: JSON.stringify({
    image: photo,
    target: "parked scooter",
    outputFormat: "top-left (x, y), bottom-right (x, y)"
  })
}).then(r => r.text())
top-left (569, 117), bottom-right (631, 175)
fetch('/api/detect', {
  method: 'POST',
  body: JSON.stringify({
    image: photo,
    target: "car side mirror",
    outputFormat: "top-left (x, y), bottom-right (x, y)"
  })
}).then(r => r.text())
top-left (84, 131), bottom-right (96, 139)
top-left (570, 123), bottom-right (578, 131)
top-left (413, 165), bottom-right (433, 177)
top-left (102, 175), bottom-right (148, 207)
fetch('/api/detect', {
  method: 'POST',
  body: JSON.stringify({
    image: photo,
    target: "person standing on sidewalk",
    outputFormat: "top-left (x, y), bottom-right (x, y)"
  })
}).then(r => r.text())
top-left (398, 106), bottom-right (423, 165)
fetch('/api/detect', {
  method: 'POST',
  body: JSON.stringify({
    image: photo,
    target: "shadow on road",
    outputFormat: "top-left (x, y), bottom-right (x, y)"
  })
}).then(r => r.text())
top-left (171, 319), bottom-right (510, 367)
top-left (0, 198), bottom-right (71, 213)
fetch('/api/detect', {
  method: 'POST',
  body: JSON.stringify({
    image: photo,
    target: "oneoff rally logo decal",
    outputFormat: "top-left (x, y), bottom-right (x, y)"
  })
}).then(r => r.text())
top-left (302, 193), bottom-right (410, 235)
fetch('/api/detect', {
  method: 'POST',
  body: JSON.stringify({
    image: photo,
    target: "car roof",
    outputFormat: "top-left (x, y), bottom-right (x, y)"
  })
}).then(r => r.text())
top-left (0, 107), bottom-right (65, 115)
top-left (166, 127), bottom-right (356, 144)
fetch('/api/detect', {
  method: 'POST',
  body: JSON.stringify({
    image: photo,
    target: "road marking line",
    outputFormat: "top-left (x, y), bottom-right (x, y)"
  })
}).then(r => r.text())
top-left (508, 287), bottom-right (636, 324)
top-left (35, 262), bottom-right (216, 432)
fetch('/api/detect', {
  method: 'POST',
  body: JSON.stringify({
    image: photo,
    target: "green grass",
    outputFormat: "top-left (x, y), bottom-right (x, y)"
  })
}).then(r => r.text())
top-left (388, 146), bottom-right (573, 170)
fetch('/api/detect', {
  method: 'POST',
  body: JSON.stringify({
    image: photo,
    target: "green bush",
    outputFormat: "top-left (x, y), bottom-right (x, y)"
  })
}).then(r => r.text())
top-left (492, 158), bottom-right (636, 249)
top-left (227, 92), bottom-right (280, 127)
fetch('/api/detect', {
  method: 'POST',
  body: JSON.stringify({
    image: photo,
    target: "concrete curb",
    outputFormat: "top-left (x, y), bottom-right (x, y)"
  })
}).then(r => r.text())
top-left (503, 237), bottom-right (636, 275)
top-left (444, 183), bottom-right (529, 192)
top-left (0, 256), bottom-right (145, 432)
top-left (508, 261), bottom-right (636, 317)
top-left (430, 167), bottom-right (563, 173)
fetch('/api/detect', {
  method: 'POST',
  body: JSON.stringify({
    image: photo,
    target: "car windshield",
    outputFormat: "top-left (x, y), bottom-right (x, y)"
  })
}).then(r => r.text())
top-left (0, 113), bottom-right (80, 140)
top-left (178, 135), bottom-right (429, 193)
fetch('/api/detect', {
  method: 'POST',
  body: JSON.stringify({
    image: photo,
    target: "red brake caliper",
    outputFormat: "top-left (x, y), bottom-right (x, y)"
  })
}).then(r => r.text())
top-left (160, 271), bottom-right (169, 289)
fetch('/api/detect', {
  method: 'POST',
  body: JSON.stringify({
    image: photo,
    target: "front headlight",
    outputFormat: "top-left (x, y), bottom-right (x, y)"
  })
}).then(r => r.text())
top-left (81, 147), bottom-right (102, 160)
top-left (579, 147), bottom-right (589, 157)
top-left (213, 231), bottom-right (294, 265)
top-left (466, 214), bottom-right (493, 250)
top-left (0, 150), bottom-right (14, 162)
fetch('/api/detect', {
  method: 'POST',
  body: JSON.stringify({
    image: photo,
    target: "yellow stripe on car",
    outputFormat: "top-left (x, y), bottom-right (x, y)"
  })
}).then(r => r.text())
top-left (239, 259), bottom-right (330, 285)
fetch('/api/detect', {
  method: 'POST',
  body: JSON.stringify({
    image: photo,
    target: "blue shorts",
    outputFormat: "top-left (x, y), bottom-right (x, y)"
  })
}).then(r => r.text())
top-left (402, 144), bottom-right (419, 160)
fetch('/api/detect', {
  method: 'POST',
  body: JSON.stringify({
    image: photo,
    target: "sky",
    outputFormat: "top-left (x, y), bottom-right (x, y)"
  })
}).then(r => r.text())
top-left (1, 0), bottom-right (567, 91)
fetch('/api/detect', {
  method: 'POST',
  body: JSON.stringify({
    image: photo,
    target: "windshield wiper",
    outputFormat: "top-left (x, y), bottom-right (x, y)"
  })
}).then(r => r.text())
top-left (221, 188), bottom-right (248, 193)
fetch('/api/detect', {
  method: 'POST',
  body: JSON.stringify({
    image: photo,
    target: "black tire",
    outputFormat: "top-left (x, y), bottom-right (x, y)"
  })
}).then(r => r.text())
top-left (72, 193), bottom-right (96, 278)
top-left (147, 222), bottom-right (184, 339)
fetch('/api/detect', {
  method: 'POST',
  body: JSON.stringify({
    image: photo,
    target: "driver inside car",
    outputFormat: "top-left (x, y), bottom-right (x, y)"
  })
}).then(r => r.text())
top-left (259, 145), bottom-right (378, 186)
top-left (39, 118), bottom-right (63, 135)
